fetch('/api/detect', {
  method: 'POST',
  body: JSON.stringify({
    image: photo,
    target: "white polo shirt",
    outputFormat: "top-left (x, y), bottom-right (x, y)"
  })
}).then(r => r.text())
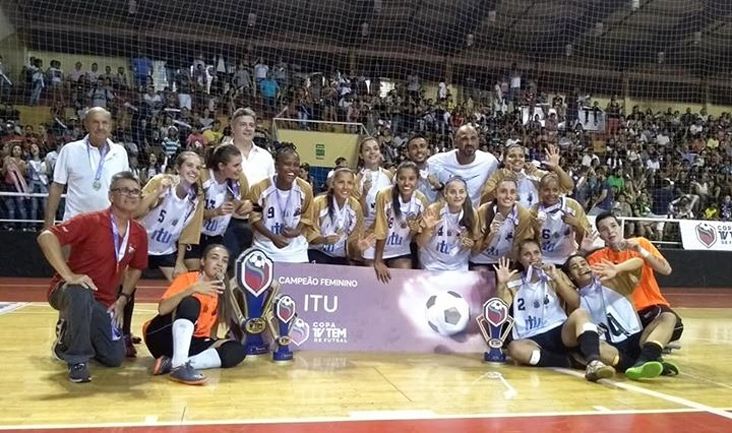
top-left (427, 149), bottom-right (499, 207)
top-left (222, 137), bottom-right (275, 186)
top-left (53, 135), bottom-right (130, 220)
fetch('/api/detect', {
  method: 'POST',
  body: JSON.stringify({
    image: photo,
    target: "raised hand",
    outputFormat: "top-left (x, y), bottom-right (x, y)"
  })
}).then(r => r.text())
top-left (191, 279), bottom-right (225, 297)
top-left (544, 144), bottom-right (561, 170)
top-left (580, 230), bottom-right (601, 252)
top-left (420, 207), bottom-right (440, 231)
top-left (492, 256), bottom-right (518, 284)
top-left (406, 216), bottom-right (421, 233)
top-left (591, 260), bottom-right (618, 282)
top-left (357, 233), bottom-right (376, 251)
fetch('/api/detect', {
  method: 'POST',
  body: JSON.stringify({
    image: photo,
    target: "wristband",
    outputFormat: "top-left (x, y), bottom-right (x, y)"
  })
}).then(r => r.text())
top-left (118, 292), bottom-right (131, 302)
top-left (639, 248), bottom-right (651, 258)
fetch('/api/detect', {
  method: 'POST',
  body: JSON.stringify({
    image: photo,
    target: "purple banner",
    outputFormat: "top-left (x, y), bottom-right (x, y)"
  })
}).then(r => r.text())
top-left (275, 263), bottom-right (496, 353)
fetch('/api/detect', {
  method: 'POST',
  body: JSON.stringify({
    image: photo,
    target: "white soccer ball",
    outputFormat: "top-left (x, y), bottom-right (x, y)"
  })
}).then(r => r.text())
top-left (425, 291), bottom-right (470, 336)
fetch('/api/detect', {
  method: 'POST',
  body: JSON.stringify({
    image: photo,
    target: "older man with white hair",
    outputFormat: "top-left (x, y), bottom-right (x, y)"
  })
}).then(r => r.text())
top-left (44, 107), bottom-right (130, 227)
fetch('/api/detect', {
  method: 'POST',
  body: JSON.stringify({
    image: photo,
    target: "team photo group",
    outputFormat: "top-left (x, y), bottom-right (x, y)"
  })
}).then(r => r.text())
top-left (40, 105), bottom-right (683, 387)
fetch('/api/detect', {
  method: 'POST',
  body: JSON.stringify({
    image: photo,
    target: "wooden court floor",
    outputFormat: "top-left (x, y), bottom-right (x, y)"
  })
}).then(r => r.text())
top-left (0, 278), bottom-right (731, 433)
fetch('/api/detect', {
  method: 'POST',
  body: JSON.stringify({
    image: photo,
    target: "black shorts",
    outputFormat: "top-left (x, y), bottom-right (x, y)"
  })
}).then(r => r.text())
top-left (143, 313), bottom-right (218, 359)
top-left (638, 304), bottom-right (684, 341)
top-left (610, 331), bottom-right (642, 372)
top-left (148, 252), bottom-right (176, 269)
top-left (184, 234), bottom-right (225, 260)
top-left (308, 249), bottom-right (349, 265)
top-left (527, 324), bottom-right (567, 354)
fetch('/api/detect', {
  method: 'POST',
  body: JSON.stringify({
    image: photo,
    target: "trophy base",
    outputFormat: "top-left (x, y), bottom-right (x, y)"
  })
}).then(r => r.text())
top-left (245, 344), bottom-right (270, 356)
top-left (273, 354), bottom-right (294, 363)
top-left (484, 351), bottom-right (507, 363)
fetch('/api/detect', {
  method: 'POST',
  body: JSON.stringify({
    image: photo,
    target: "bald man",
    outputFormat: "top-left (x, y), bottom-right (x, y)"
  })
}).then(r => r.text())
top-left (426, 124), bottom-right (498, 207)
top-left (44, 107), bottom-right (130, 227)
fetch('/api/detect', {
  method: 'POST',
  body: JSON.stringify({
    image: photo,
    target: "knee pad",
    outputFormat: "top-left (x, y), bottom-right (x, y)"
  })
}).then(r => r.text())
top-left (175, 296), bottom-right (201, 322)
top-left (216, 341), bottom-right (246, 368)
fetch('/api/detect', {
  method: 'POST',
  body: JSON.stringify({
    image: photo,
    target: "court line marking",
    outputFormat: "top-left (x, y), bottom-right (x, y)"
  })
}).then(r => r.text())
top-left (552, 368), bottom-right (732, 420)
top-left (0, 407), bottom-right (717, 430)
top-left (679, 371), bottom-right (732, 390)
top-left (0, 302), bottom-right (29, 315)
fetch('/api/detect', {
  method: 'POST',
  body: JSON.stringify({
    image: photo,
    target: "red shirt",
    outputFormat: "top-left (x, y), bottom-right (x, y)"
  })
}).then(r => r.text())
top-left (48, 208), bottom-right (149, 307)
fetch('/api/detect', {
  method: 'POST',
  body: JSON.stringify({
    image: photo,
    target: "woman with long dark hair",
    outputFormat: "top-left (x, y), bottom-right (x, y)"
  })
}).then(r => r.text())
top-left (143, 244), bottom-right (246, 385)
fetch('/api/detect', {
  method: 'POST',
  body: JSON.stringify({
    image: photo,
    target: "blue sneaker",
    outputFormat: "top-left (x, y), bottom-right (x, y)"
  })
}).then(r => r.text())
top-left (68, 363), bottom-right (91, 383)
top-left (169, 362), bottom-right (207, 385)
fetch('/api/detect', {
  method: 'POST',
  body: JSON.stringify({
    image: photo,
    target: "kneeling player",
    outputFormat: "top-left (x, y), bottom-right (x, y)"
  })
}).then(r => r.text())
top-left (563, 255), bottom-right (679, 380)
top-left (143, 244), bottom-right (246, 385)
top-left (588, 212), bottom-right (684, 353)
top-left (495, 240), bottom-right (615, 382)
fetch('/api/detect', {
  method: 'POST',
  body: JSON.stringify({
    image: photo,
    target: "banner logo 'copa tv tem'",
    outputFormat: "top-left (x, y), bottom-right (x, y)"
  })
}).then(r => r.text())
top-left (312, 321), bottom-right (348, 344)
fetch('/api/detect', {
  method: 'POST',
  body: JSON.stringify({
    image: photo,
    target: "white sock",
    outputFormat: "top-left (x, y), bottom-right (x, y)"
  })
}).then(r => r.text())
top-left (171, 319), bottom-right (195, 368)
top-left (528, 349), bottom-right (541, 366)
top-left (188, 348), bottom-right (222, 370)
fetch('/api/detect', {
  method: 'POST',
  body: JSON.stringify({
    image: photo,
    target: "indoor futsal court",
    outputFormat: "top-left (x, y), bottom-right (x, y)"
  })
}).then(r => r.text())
top-left (0, 278), bottom-right (730, 433)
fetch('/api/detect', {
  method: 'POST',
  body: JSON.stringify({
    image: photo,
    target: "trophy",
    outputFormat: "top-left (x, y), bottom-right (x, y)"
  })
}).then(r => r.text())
top-left (232, 248), bottom-right (302, 361)
top-left (267, 294), bottom-right (297, 362)
top-left (234, 248), bottom-right (277, 356)
top-left (476, 298), bottom-right (514, 363)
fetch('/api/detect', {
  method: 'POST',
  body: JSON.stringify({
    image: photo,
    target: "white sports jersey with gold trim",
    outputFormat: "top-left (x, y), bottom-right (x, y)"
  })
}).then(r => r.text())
top-left (419, 207), bottom-right (471, 271)
top-left (580, 279), bottom-right (642, 344)
top-left (251, 177), bottom-right (311, 263)
top-left (140, 187), bottom-right (198, 256)
top-left (510, 274), bottom-right (568, 340)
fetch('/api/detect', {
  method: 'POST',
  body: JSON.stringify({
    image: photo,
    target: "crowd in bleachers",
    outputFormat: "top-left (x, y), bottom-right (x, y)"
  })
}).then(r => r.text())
top-left (1, 54), bottom-right (731, 236)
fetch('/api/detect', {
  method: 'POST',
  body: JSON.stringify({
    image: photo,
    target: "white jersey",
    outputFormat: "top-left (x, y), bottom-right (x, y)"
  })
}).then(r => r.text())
top-left (313, 197), bottom-right (360, 258)
top-left (140, 187), bottom-right (198, 256)
top-left (363, 188), bottom-right (426, 260)
top-left (251, 177), bottom-right (312, 263)
top-left (426, 149), bottom-right (499, 207)
top-left (471, 205), bottom-right (519, 264)
top-left (419, 207), bottom-right (472, 271)
top-left (201, 170), bottom-right (239, 237)
top-left (359, 168), bottom-right (392, 228)
top-left (509, 274), bottom-right (568, 340)
top-left (579, 279), bottom-right (642, 344)
top-left (416, 165), bottom-right (439, 203)
top-left (536, 197), bottom-right (577, 265)
top-left (516, 171), bottom-right (540, 209)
